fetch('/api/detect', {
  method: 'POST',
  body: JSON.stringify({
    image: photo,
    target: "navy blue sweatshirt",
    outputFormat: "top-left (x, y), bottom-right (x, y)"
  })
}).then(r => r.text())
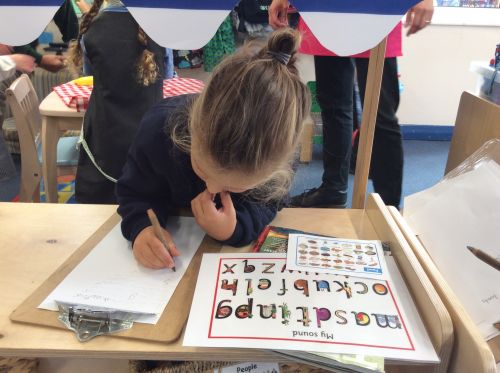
top-left (116, 95), bottom-right (278, 247)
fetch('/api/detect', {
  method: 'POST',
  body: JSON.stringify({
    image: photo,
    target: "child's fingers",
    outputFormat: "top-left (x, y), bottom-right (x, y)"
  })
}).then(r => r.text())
top-left (161, 228), bottom-right (180, 257)
top-left (168, 245), bottom-right (181, 257)
top-left (133, 246), bottom-right (164, 269)
top-left (199, 190), bottom-right (217, 215)
top-left (201, 189), bottom-right (215, 203)
top-left (191, 196), bottom-right (203, 217)
top-left (219, 191), bottom-right (234, 209)
top-left (150, 238), bottom-right (174, 267)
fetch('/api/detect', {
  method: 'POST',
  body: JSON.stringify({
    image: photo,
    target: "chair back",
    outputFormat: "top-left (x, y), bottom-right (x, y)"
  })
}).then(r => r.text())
top-left (5, 74), bottom-right (42, 174)
top-left (445, 91), bottom-right (500, 174)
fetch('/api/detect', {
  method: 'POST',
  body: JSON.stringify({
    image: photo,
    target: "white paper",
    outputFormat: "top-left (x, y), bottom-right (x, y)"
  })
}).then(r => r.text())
top-left (218, 362), bottom-right (280, 373)
top-left (286, 234), bottom-right (390, 280)
top-left (383, 256), bottom-right (440, 363)
top-left (183, 253), bottom-right (438, 363)
top-left (277, 256), bottom-right (437, 368)
top-left (39, 216), bottom-right (205, 324)
top-left (404, 161), bottom-right (500, 340)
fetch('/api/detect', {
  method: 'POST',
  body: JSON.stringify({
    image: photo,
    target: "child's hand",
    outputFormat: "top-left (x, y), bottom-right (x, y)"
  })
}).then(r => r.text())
top-left (191, 190), bottom-right (237, 241)
top-left (133, 226), bottom-right (180, 269)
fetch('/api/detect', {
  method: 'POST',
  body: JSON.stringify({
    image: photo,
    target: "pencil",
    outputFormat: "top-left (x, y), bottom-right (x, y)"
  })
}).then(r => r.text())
top-left (466, 246), bottom-right (500, 271)
top-left (147, 209), bottom-right (176, 272)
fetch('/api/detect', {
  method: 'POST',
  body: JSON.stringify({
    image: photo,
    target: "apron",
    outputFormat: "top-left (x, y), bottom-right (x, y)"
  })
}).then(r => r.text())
top-left (75, 11), bottom-right (165, 204)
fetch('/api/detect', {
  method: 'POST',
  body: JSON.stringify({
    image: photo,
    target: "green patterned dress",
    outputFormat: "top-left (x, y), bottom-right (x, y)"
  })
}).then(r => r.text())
top-left (203, 16), bottom-right (236, 72)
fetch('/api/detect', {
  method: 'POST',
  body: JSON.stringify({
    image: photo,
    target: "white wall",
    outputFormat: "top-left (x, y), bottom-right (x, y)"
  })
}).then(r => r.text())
top-left (397, 24), bottom-right (498, 126)
top-left (297, 24), bottom-right (499, 127)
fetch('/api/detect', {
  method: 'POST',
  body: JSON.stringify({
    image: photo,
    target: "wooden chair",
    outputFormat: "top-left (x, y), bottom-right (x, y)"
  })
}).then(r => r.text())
top-left (445, 91), bottom-right (500, 174)
top-left (6, 74), bottom-right (78, 202)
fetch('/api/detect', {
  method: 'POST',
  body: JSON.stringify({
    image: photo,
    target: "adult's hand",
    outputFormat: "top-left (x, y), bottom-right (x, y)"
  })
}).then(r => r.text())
top-left (10, 54), bottom-right (36, 74)
top-left (39, 54), bottom-right (66, 72)
top-left (405, 0), bottom-right (434, 36)
top-left (268, 0), bottom-right (289, 29)
top-left (0, 44), bottom-right (14, 55)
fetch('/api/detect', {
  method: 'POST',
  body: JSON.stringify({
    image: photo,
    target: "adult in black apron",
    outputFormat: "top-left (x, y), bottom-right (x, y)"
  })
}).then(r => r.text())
top-left (75, 10), bottom-right (165, 204)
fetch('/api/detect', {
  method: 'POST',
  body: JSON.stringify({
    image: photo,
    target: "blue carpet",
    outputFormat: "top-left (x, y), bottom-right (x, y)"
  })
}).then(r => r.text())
top-left (290, 140), bottom-right (451, 208)
top-left (401, 140), bottom-right (450, 201)
top-left (0, 140), bottom-right (451, 205)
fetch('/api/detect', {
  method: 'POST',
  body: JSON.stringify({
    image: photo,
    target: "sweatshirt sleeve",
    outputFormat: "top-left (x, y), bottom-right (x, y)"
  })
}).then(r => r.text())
top-left (12, 44), bottom-right (43, 65)
top-left (0, 56), bottom-right (15, 81)
top-left (221, 195), bottom-right (278, 247)
top-left (116, 109), bottom-right (172, 244)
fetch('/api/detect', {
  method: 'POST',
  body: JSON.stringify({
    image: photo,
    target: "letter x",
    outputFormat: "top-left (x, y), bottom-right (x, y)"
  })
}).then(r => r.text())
top-left (223, 264), bottom-right (237, 274)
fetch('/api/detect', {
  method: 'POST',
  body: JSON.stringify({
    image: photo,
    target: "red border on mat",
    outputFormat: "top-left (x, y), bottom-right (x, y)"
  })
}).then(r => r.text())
top-left (208, 257), bottom-right (415, 351)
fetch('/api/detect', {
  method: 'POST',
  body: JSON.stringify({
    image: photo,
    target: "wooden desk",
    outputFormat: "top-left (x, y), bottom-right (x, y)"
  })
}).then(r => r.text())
top-left (39, 91), bottom-right (83, 204)
top-left (0, 199), bottom-right (451, 372)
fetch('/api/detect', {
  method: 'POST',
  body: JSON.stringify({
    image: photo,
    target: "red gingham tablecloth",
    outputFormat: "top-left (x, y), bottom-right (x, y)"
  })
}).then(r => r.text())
top-left (53, 77), bottom-right (205, 112)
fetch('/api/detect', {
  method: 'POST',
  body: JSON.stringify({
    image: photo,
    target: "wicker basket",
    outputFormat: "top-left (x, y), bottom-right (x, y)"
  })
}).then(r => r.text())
top-left (0, 357), bottom-right (38, 373)
top-left (129, 360), bottom-right (329, 373)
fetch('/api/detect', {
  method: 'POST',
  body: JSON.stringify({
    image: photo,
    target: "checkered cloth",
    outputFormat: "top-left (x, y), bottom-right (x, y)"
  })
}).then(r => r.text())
top-left (162, 77), bottom-right (204, 98)
top-left (53, 82), bottom-right (92, 112)
top-left (53, 77), bottom-right (205, 112)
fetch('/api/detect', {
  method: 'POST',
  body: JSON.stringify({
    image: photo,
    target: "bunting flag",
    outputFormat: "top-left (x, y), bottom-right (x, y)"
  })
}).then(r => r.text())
top-left (0, 0), bottom-right (418, 56)
top-left (292, 0), bottom-right (416, 55)
top-left (0, 0), bottom-right (63, 46)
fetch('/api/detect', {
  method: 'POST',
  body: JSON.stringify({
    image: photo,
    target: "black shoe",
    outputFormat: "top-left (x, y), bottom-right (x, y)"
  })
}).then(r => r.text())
top-left (290, 186), bottom-right (347, 208)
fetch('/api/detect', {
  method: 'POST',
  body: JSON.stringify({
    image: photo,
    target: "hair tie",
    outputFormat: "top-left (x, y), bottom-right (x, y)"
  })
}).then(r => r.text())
top-left (267, 50), bottom-right (291, 65)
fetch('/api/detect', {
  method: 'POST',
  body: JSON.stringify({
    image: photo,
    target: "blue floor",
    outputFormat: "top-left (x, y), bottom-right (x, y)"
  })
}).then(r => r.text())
top-left (290, 140), bottom-right (451, 208)
top-left (0, 140), bottom-right (450, 204)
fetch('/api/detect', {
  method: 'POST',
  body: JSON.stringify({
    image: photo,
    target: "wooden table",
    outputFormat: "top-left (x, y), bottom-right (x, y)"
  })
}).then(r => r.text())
top-left (0, 200), bottom-right (451, 372)
top-left (39, 91), bottom-right (83, 203)
top-left (38, 78), bottom-right (205, 204)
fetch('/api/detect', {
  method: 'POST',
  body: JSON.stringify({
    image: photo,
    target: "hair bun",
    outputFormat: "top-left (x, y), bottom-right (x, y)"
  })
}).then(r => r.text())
top-left (266, 28), bottom-right (300, 69)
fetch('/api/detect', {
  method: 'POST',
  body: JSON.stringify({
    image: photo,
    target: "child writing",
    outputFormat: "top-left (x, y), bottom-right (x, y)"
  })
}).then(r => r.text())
top-left (117, 28), bottom-right (311, 269)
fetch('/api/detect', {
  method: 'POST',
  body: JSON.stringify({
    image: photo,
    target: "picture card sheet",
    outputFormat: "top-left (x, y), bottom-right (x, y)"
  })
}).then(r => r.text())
top-left (183, 253), bottom-right (438, 363)
top-left (287, 234), bottom-right (390, 280)
top-left (39, 216), bottom-right (205, 324)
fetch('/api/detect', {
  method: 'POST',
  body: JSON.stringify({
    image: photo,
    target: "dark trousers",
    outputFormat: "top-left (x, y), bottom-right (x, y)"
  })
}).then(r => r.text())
top-left (314, 56), bottom-right (403, 207)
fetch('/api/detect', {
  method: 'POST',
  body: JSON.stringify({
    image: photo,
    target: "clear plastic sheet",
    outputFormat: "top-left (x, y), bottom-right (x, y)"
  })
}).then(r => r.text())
top-left (403, 138), bottom-right (500, 340)
top-left (444, 138), bottom-right (500, 181)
